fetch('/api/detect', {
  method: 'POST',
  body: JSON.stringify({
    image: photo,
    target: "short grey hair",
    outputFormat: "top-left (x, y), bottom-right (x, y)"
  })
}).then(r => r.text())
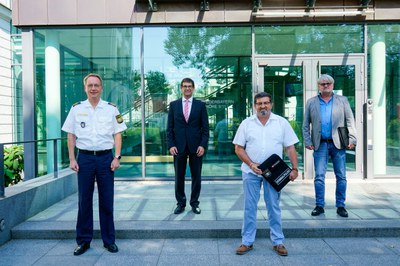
top-left (317, 74), bottom-right (334, 85)
top-left (83, 73), bottom-right (103, 86)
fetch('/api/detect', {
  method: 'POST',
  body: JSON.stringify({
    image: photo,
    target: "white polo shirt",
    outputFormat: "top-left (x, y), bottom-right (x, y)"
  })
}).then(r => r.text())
top-left (232, 113), bottom-right (299, 174)
top-left (62, 99), bottom-right (127, 151)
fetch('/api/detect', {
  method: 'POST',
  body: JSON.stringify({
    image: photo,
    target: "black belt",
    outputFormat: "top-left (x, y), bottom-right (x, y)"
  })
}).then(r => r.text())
top-left (78, 149), bottom-right (112, 155)
top-left (321, 139), bottom-right (334, 143)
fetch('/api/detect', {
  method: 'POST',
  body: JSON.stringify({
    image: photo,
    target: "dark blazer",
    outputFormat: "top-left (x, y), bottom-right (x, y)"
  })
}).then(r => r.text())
top-left (167, 98), bottom-right (209, 153)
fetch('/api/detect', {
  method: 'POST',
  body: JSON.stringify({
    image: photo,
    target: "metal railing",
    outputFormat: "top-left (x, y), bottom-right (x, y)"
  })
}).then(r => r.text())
top-left (0, 137), bottom-right (66, 198)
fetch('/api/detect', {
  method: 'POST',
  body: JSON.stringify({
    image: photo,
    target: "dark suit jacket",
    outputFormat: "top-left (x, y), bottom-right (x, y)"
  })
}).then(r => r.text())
top-left (167, 98), bottom-right (209, 154)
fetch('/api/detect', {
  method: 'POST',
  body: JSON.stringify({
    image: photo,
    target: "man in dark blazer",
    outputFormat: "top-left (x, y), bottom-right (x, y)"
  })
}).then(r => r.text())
top-left (167, 77), bottom-right (209, 215)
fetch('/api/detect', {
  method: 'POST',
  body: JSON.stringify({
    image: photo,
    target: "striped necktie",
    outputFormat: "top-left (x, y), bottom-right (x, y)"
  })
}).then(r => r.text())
top-left (184, 99), bottom-right (189, 122)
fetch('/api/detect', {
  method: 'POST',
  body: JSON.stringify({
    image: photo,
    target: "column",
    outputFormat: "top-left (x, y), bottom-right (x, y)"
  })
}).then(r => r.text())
top-left (370, 27), bottom-right (386, 175)
top-left (45, 31), bottom-right (61, 173)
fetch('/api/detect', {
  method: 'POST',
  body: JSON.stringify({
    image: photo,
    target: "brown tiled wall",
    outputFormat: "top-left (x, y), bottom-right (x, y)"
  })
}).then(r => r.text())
top-left (12, 0), bottom-right (400, 26)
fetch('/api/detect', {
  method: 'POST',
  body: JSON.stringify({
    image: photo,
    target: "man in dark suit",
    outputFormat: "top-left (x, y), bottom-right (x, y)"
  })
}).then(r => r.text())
top-left (167, 77), bottom-right (209, 215)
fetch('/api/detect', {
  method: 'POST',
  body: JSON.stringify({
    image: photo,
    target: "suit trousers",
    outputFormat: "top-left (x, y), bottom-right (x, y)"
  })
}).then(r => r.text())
top-left (174, 147), bottom-right (203, 207)
top-left (76, 152), bottom-right (115, 245)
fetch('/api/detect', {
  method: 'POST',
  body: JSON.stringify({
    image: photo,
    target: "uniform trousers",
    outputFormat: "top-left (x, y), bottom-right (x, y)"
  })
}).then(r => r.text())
top-left (241, 172), bottom-right (284, 247)
top-left (76, 152), bottom-right (115, 245)
top-left (174, 146), bottom-right (202, 208)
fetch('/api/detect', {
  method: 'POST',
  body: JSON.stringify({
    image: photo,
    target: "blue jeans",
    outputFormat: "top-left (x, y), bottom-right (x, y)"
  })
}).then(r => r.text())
top-left (313, 142), bottom-right (347, 208)
top-left (241, 172), bottom-right (284, 246)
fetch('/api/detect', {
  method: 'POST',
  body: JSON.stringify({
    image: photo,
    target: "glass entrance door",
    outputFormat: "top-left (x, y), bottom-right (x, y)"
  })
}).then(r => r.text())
top-left (255, 55), bottom-right (365, 179)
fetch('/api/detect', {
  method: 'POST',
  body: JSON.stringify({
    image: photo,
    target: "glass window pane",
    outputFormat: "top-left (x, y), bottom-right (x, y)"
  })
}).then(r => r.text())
top-left (34, 28), bottom-right (142, 177)
top-left (34, 26), bottom-right (253, 179)
top-left (33, 32), bottom-right (47, 176)
top-left (263, 66), bottom-right (304, 169)
top-left (11, 33), bottom-right (23, 142)
top-left (255, 25), bottom-right (364, 54)
top-left (144, 26), bottom-right (251, 178)
top-left (368, 25), bottom-right (400, 176)
top-left (321, 65), bottom-right (356, 171)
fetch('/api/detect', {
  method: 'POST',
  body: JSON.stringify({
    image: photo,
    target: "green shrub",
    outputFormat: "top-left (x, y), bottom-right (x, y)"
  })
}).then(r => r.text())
top-left (3, 145), bottom-right (24, 187)
top-left (387, 118), bottom-right (400, 146)
top-left (289, 120), bottom-right (303, 146)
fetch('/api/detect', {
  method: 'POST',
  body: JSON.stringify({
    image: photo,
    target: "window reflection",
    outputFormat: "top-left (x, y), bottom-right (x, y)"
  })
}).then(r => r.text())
top-left (255, 25), bottom-right (364, 54)
top-left (321, 65), bottom-right (356, 171)
top-left (32, 24), bottom-right (400, 179)
top-left (143, 27), bottom-right (252, 178)
top-left (34, 26), bottom-right (252, 179)
top-left (264, 66), bottom-right (304, 168)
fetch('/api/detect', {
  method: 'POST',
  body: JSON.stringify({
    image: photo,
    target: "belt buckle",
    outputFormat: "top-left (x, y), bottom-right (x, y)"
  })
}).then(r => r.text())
top-left (93, 151), bottom-right (97, 155)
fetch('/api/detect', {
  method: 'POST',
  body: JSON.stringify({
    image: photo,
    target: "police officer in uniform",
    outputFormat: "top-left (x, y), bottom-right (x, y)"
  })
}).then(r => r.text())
top-left (62, 73), bottom-right (127, 256)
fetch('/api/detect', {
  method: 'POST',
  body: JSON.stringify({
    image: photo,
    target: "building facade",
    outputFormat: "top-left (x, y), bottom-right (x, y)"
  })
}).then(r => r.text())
top-left (0, 0), bottom-right (14, 143)
top-left (11, 0), bottom-right (400, 180)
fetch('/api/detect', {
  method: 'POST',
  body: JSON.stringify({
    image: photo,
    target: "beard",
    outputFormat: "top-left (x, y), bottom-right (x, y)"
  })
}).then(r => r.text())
top-left (258, 109), bottom-right (271, 117)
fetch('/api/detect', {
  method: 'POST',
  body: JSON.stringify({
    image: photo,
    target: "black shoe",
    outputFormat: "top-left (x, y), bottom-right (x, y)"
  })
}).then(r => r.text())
top-left (337, 207), bottom-right (348, 217)
top-left (104, 243), bottom-right (119, 253)
top-left (192, 206), bottom-right (201, 214)
top-left (174, 205), bottom-right (185, 214)
top-left (73, 242), bottom-right (90, 256)
top-left (311, 206), bottom-right (325, 216)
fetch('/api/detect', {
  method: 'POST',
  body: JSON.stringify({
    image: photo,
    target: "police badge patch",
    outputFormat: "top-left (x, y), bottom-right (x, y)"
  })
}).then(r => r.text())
top-left (116, 114), bottom-right (123, 124)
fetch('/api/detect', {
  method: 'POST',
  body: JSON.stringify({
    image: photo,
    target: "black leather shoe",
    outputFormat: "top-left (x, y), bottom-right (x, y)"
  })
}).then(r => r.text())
top-left (73, 242), bottom-right (90, 256)
top-left (192, 206), bottom-right (201, 214)
top-left (311, 206), bottom-right (325, 216)
top-left (174, 205), bottom-right (185, 214)
top-left (337, 207), bottom-right (348, 217)
top-left (104, 243), bottom-right (119, 253)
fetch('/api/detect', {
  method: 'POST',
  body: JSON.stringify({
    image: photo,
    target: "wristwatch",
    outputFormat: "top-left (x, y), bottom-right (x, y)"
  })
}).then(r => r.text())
top-left (114, 155), bottom-right (121, 160)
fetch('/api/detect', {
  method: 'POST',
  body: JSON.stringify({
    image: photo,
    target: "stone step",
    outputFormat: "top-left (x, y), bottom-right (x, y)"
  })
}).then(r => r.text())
top-left (12, 220), bottom-right (400, 240)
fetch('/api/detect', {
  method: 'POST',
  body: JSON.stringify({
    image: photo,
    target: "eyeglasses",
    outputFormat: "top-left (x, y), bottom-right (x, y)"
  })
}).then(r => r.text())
top-left (86, 84), bottom-right (101, 88)
top-left (182, 85), bottom-right (193, 89)
top-left (255, 101), bottom-right (271, 106)
top-left (319, 83), bottom-right (332, 86)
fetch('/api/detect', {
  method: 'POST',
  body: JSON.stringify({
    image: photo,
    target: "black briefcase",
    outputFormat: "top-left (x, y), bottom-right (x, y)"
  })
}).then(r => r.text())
top-left (338, 126), bottom-right (349, 149)
top-left (258, 154), bottom-right (292, 192)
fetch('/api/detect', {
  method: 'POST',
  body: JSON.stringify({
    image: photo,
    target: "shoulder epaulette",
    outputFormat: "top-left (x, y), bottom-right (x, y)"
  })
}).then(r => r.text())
top-left (72, 102), bottom-right (81, 107)
top-left (108, 102), bottom-right (116, 107)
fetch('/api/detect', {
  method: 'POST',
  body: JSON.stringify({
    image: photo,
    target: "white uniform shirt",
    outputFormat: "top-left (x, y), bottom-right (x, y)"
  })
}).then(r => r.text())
top-left (232, 113), bottom-right (299, 174)
top-left (62, 99), bottom-right (127, 151)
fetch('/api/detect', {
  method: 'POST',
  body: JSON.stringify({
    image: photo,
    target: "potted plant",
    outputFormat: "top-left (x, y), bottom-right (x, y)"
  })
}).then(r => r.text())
top-left (3, 145), bottom-right (24, 187)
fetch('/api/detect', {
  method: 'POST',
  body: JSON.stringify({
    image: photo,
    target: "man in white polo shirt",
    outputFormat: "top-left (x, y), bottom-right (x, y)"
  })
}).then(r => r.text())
top-left (233, 91), bottom-right (299, 257)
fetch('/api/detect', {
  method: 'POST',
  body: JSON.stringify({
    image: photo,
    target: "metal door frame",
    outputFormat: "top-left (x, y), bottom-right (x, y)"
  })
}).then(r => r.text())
top-left (253, 54), bottom-right (366, 179)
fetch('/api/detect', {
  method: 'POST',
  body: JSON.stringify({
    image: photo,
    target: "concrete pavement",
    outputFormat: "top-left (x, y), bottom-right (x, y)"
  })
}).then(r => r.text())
top-left (2, 178), bottom-right (400, 265)
top-left (0, 237), bottom-right (400, 265)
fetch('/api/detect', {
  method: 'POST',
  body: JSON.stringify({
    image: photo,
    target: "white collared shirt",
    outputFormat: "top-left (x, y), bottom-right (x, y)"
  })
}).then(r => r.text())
top-left (232, 113), bottom-right (299, 174)
top-left (62, 99), bottom-right (127, 150)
